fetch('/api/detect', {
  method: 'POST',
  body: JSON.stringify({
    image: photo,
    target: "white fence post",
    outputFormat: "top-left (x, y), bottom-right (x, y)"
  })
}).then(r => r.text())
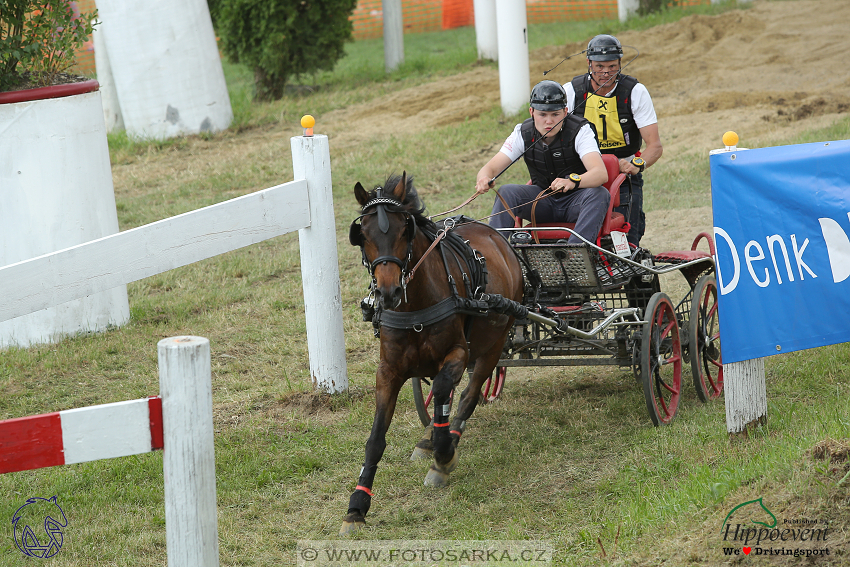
top-left (474, 0), bottom-right (498, 61)
top-left (158, 336), bottom-right (219, 567)
top-left (618, 0), bottom-right (639, 22)
top-left (290, 134), bottom-right (349, 394)
top-left (382, 0), bottom-right (405, 72)
top-left (495, 0), bottom-right (530, 115)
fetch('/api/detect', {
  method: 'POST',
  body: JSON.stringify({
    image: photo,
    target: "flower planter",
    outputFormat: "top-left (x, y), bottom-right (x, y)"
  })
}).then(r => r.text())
top-left (0, 80), bottom-right (130, 348)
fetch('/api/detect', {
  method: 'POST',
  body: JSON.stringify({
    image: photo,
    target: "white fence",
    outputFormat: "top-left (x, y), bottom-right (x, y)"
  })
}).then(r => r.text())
top-left (0, 134), bottom-right (347, 393)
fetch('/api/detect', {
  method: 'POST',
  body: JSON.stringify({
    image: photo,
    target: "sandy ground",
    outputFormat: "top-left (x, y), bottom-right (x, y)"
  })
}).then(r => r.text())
top-left (320, 0), bottom-right (849, 254)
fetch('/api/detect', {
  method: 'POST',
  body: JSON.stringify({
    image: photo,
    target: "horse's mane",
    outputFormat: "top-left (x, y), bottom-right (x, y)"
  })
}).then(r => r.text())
top-left (368, 173), bottom-right (436, 231)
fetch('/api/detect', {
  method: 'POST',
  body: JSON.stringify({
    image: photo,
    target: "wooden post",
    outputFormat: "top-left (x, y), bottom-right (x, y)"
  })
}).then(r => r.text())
top-left (495, 0), bottom-right (529, 115)
top-left (382, 0), bottom-right (404, 72)
top-left (473, 0), bottom-right (498, 61)
top-left (724, 358), bottom-right (767, 436)
top-left (158, 336), bottom-right (219, 567)
top-left (290, 134), bottom-right (349, 393)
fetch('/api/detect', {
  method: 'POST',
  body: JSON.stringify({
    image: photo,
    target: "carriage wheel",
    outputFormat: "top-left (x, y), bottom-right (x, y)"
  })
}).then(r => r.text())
top-left (411, 378), bottom-right (454, 427)
top-left (481, 366), bottom-right (506, 403)
top-left (640, 293), bottom-right (682, 426)
top-left (690, 274), bottom-right (723, 402)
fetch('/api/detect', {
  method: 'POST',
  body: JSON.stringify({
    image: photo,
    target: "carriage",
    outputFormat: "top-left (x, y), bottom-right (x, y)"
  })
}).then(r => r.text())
top-left (409, 154), bottom-right (723, 427)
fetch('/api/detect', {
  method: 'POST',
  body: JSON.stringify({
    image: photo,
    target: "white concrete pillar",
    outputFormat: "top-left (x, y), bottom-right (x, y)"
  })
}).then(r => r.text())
top-left (474, 0), bottom-right (498, 61)
top-left (0, 84), bottom-right (130, 348)
top-left (618, 0), bottom-right (639, 23)
top-left (290, 135), bottom-right (349, 393)
top-left (383, 0), bottom-right (405, 72)
top-left (92, 22), bottom-right (124, 132)
top-left (95, 0), bottom-right (232, 139)
top-left (158, 336), bottom-right (219, 567)
top-left (495, 0), bottom-right (530, 115)
top-left (724, 358), bottom-right (767, 435)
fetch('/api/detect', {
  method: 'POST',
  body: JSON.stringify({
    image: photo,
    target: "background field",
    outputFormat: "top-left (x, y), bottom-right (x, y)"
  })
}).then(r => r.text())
top-left (3, 0), bottom-right (850, 565)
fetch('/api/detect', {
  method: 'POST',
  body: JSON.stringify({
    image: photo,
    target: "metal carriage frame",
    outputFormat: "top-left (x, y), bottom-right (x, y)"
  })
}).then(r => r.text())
top-left (412, 227), bottom-right (723, 427)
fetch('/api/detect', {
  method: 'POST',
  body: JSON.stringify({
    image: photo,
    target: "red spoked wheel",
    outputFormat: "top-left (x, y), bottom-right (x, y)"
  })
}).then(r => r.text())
top-left (481, 366), bottom-right (506, 403)
top-left (640, 292), bottom-right (682, 426)
top-left (690, 274), bottom-right (723, 402)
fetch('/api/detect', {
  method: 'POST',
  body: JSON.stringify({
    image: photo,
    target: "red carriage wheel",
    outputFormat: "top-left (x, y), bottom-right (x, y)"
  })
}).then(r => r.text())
top-left (640, 293), bottom-right (682, 426)
top-left (690, 274), bottom-right (723, 402)
top-left (481, 366), bottom-right (506, 403)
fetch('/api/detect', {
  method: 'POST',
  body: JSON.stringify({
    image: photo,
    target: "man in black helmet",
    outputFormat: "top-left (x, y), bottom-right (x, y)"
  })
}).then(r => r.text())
top-left (565, 33), bottom-right (663, 246)
top-left (475, 80), bottom-right (609, 244)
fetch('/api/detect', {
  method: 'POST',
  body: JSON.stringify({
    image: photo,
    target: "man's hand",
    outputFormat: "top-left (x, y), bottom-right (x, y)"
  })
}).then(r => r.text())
top-left (475, 176), bottom-right (495, 195)
top-left (619, 157), bottom-right (643, 175)
top-left (547, 177), bottom-right (578, 193)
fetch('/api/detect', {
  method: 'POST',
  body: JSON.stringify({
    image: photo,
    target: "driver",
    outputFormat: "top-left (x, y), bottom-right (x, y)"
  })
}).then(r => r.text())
top-left (475, 80), bottom-right (609, 244)
top-left (564, 34), bottom-right (663, 247)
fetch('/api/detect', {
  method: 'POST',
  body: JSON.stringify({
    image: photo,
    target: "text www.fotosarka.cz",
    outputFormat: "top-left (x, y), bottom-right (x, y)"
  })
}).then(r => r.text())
top-left (296, 540), bottom-right (553, 566)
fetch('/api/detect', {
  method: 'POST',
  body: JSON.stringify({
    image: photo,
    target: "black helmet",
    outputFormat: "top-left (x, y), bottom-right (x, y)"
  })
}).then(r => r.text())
top-left (529, 80), bottom-right (567, 111)
top-left (586, 34), bottom-right (622, 61)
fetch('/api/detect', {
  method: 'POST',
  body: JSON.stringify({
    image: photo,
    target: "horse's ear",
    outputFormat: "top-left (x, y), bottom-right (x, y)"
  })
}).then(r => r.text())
top-left (390, 171), bottom-right (408, 202)
top-left (354, 182), bottom-right (370, 207)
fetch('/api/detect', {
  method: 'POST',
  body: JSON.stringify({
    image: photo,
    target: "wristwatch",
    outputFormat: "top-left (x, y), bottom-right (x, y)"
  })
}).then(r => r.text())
top-left (630, 156), bottom-right (646, 173)
top-left (569, 173), bottom-right (582, 189)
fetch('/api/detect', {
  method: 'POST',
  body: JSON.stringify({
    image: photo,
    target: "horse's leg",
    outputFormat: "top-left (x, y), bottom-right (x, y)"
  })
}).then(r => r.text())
top-left (340, 367), bottom-right (404, 535)
top-left (423, 348), bottom-right (467, 487)
top-left (448, 345), bottom-right (505, 447)
top-left (411, 424), bottom-right (433, 460)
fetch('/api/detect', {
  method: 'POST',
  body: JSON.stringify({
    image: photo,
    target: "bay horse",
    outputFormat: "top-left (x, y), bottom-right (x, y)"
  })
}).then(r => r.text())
top-left (343, 172), bottom-right (523, 534)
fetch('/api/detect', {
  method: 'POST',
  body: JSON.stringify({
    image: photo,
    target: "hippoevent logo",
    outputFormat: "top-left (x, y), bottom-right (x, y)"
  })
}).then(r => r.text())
top-left (720, 497), bottom-right (831, 558)
top-left (11, 496), bottom-right (68, 559)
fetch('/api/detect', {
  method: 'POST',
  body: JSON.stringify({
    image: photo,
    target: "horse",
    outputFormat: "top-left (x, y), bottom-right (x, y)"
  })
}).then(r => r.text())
top-left (343, 172), bottom-right (524, 534)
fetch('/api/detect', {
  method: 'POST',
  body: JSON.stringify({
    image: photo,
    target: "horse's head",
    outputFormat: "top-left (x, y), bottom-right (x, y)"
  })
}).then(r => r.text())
top-left (349, 172), bottom-right (428, 310)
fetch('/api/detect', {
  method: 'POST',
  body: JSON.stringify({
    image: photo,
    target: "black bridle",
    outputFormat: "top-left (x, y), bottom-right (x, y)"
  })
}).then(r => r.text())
top-left (349, 189), bottom-right (417, 302)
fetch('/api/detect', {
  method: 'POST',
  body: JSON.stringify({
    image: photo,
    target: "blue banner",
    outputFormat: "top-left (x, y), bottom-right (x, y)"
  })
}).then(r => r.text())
top-left (710, 140), bottom-right (850, 363)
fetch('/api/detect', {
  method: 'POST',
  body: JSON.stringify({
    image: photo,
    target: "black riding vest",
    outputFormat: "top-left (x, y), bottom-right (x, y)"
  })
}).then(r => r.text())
top-left (571, 73), bottom-right (642, 158)
top-left (520, 114), bottom-right (589, 189)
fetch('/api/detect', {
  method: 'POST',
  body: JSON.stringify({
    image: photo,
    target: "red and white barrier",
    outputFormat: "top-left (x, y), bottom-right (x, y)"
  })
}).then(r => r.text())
top-left (1, 336), bottom-right (219, 567)
top-left (0, 397), bottom-right (163, 474)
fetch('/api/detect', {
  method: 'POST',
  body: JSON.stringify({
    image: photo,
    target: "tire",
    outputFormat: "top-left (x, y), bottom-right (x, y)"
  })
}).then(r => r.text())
top-left (481, 366), bottom-right (506, 403)
top-left (690, 274), bottom-right (723, 402)
top-left (411, 377), bottom-right (433, 427)
top-left (640, 292), bottom-right (682, 426)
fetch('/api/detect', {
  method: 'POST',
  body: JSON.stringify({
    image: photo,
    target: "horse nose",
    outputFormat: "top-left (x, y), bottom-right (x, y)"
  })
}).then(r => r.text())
top-left (375, 285), bottom-right (403, 310)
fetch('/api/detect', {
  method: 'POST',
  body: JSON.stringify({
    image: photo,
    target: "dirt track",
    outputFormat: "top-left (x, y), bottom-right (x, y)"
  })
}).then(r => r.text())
top-left (322, 0), bottom-right (849, 252)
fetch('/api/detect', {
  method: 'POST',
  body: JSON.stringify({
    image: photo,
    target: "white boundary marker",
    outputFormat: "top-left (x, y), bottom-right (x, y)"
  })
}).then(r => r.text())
top-left (0, 134), bottom-right (348, 393)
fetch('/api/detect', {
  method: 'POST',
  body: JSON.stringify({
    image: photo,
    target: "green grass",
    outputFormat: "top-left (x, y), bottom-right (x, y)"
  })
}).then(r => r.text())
top-left (4, 1), bottom-right (849, 565)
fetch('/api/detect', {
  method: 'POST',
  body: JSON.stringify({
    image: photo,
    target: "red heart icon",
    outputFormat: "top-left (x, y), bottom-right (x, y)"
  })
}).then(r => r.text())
top-left (743, 547), bottom-right (752, 555)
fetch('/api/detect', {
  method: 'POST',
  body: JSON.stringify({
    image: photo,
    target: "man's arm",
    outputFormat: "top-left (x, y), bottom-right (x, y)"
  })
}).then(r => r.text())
top-left (620, 123), bottom-right (662, 174)
top-left (475, 152), bottom-right (513, 194)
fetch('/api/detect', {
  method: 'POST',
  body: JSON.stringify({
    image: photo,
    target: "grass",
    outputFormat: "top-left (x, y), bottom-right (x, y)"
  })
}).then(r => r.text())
top-left (3, 1), bottom-right (849, 565)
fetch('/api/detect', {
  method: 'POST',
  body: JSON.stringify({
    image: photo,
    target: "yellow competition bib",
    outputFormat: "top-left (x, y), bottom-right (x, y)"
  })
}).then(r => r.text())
top-left (584, 93), bottom-right (627, 151)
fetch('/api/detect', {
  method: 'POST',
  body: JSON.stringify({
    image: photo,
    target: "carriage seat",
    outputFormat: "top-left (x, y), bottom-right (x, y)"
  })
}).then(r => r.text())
top-left (516, 153), bottom-right (630, 243)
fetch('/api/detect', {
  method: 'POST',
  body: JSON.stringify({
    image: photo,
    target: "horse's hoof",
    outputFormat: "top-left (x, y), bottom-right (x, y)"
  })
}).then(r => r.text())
top-left (339, 519), bottom-right (366, 536)
top-left (437, 449), bottom-right (459, 474)
top-left (410, 446), bottom-right (433, 460)
top-left (423, 465), bottom-right (450, 488)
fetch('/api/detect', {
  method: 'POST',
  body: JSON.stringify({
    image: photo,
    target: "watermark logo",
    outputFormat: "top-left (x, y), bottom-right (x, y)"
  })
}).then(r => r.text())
top-left (719, 497), bottom-right (831, 558)
top-left (12, 496), bottom-right (68, 559)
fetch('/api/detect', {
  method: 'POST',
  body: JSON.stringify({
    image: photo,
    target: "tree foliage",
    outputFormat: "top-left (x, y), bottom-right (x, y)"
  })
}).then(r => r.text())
top-left (0, 0), bottom-right (97, 92)
top-left (215, 0), bottom-right (358, 101)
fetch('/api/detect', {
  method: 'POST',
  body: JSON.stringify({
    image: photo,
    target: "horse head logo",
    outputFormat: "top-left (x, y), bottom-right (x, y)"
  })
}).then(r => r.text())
top-left (12, 496), bottom-right (68, 558)
top-left (721, 497), bottom-right (777, 533)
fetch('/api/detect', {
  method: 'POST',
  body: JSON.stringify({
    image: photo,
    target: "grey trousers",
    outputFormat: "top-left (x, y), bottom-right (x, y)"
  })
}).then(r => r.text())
top-left (489, 184), bottom-right (611, 243)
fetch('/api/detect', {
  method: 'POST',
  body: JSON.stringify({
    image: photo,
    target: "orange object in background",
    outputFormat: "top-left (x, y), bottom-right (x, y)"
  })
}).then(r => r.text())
top-left (441, 0), bottom-right (473, 29)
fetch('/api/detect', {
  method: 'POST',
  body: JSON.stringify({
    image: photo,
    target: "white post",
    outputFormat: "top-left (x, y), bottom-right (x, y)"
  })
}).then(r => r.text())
top-left (92, 22), bottom-right (124, 132)
top-left (724, 358), bottom-right (767, 435)
top-left (157, 336), bottom-right (219, 567)
top-left (290, 134), bottom-right (349, 394)
top-left (382, 0), bottom-right (405, 72)
top-left (617, 0), bottom-right (639, 23)
top-left (474, 0), bottom-right (498, 61)
top-left (495, 0), bottom-right (530, 115)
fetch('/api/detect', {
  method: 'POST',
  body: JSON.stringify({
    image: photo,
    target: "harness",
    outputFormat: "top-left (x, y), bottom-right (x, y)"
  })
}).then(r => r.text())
top-left (350, 196), bottom-right (527, 337)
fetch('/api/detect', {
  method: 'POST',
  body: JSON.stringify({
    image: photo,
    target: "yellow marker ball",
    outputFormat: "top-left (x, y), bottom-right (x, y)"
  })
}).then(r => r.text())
top-left (722, 131), bottom-right (739, 147)
top-left (301, 115), bottom-right (316, 129)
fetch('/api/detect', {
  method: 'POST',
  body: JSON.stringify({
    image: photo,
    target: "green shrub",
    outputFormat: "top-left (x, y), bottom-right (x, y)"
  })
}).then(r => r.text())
top-left (215, 0), bottom-right (358, 101)
top-left (0, 0), bottom-right (97, 92)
